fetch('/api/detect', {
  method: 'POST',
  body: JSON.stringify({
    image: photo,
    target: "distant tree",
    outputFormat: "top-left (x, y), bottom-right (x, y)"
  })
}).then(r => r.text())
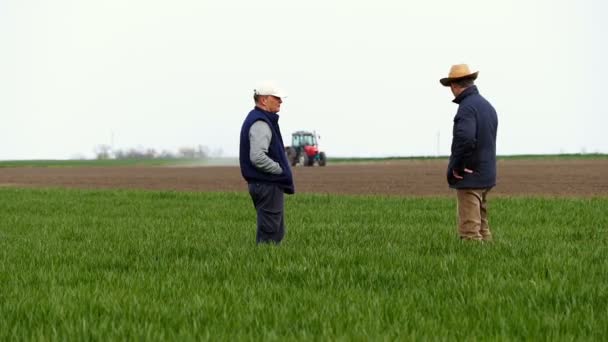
top-left (158, 150), bottom-right (176, 159)
top-left (103, 145), bottom-right (210, 160)
top-left (114, 149), bottom-right (125, 159)
top-left (144, 148), bottom-right (157, 159)
top-left (120, 147), bottom-right (156, 159)
top-left (178, 147), bottom-right (196, 159)
top-left (196, 145), bottom-right (209, 158)
top-left (94, 145), bottom-right (112, 160)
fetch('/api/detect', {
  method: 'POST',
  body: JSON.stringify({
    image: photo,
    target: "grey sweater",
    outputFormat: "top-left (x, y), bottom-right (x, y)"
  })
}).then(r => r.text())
top-left (249, 121), bottom-right (283, 175)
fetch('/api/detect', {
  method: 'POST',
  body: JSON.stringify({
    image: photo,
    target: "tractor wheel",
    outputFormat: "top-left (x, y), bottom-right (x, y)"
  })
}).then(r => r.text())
top-left (307, 156), bottom-right (314, 167)
top-left (285, 146), bottom-right (297, 166)
top-left (318, 152), bottom-right (327, 166)
top-left (303, 153), bottom-right (313, 167)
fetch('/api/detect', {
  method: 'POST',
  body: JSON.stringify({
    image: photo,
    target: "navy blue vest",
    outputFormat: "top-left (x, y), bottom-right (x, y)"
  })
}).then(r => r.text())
top-left (239, 107), bottom-right (294, 194)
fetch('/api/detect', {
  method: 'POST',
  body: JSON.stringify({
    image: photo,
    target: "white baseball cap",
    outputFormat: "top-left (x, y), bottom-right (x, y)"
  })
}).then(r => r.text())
top-left (254, 81), bottom-right (288, 99)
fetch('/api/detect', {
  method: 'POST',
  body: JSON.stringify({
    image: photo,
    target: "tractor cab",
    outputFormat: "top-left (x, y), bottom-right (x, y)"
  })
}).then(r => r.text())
top-left (292, 132), bottom-right (317, 148)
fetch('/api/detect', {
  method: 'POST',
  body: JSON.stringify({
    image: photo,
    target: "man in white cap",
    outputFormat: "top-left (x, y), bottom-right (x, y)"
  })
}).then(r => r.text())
top-left (441, 64), bottom-right (498, 241)
top-left (239, 81), bottom-right (294, 244)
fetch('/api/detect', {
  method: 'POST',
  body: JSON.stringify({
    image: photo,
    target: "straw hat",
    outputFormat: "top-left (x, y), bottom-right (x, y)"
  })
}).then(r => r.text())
top-left (440, 64), bottom-right (479, 86)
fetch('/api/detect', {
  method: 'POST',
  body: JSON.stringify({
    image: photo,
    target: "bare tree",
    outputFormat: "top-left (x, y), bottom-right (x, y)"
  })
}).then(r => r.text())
top-left (158, 150), bottom-right (176, 159)
top-left (178, 147), bottom-right (196, 159)
top-left (196, 145), bottom-right (209, 158)
top-left (94, 144), bottom-right (112, 160)
top-left (103, 144), bottom-right (210, 160)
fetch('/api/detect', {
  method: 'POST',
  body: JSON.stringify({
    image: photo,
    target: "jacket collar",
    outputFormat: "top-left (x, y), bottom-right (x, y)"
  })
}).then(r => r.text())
top-left (254, 106), bottom-right (279, 123)
top-left (453, 85), bottom-right (479, 104)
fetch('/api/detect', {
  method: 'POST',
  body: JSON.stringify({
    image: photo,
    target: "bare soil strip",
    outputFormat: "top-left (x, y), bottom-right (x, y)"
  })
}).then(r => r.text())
top-left (0, 159), bottom-right (606, 197)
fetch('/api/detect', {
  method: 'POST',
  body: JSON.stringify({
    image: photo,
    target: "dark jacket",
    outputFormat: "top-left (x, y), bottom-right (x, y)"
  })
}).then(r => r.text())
top-left (239, 107), bottom-right (294, 194)
top-left (447, 85), bottom-right (498, 189)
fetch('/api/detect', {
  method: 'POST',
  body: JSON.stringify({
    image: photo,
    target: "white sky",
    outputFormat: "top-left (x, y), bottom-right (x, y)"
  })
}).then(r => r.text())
top-left (1, 0), bottom-right (607, 160)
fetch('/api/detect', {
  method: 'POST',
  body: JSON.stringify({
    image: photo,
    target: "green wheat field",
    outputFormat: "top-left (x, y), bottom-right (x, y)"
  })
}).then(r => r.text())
top-left (1, 188), bottom-right (607, 340)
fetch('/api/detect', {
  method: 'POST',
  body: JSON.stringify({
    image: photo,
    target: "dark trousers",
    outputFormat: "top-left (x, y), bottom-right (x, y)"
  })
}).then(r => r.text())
top-left (248, 183), bottom-right (285, 244)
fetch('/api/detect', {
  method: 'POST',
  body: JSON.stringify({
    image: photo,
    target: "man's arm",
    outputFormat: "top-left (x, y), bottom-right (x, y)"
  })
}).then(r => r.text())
top-left (249, 121), bottom-right (283, 175)
top-left (451, 105), bottom-right (477, 172)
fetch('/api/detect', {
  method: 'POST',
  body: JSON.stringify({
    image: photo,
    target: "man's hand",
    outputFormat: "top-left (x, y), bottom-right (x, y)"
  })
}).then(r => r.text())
top-left (452, 168), bottom-right (473, 180)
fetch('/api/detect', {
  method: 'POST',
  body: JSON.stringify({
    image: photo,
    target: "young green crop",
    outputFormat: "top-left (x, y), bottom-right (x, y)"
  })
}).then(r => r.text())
top-left (1, 188), bottom-right (606, 340)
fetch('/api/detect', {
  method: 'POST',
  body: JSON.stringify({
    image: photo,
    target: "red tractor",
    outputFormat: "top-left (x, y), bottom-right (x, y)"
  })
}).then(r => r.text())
top-left (285, 131), bottom-right (327, 167)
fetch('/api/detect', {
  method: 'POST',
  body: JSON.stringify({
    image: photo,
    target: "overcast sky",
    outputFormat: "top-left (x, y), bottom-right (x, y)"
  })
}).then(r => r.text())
top-left (1, 0), bottom-right (606, 160)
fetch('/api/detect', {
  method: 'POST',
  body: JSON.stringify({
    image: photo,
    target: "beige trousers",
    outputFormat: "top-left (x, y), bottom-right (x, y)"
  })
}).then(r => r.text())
top-left (456, 188), bottom-right (492, 241)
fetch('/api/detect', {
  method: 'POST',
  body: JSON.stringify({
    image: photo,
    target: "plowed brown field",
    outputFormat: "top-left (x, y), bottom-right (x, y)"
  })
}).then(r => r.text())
top-left (1, 159), bottom-right (607, 197)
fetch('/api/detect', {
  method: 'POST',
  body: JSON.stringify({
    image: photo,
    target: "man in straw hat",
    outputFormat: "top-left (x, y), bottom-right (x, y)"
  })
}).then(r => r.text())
top-left (239, 81), bottom-right (294, 245)
top-left (441, 64), bottom-right (498, 241)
